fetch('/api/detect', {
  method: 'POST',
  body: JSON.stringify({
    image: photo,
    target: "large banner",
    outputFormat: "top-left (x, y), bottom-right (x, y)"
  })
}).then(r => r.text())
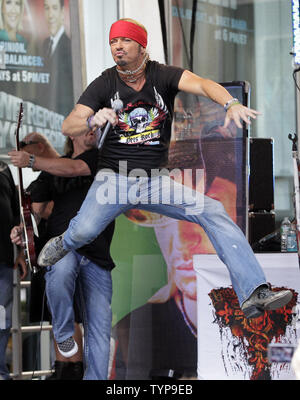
top-left (110, 86), bottom-right (248, 380)
top-left (195, 253), bottom-right (300, 380)
top-left (0, 0), bottom-right (74, 158)
top-left (110, 2), bottom-right (256, 379)
top-left (171, 0), bottom-right (255, 84)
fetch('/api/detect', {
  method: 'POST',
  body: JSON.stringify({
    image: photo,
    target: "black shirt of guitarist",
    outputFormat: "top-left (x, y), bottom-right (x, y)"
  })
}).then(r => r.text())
top-left (0, 162), bottom-right (19, 267)
top-left (28, 149), bottom-right (115, 271)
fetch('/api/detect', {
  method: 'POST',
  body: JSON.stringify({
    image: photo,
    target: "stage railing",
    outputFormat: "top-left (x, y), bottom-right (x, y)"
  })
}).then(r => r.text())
top-left (10, 270), bottom-right (53, 380)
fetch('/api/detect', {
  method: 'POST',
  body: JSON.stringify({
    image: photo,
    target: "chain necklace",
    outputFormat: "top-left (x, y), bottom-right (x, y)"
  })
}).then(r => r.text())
top-left (117, 54), bottom-right (149, 83)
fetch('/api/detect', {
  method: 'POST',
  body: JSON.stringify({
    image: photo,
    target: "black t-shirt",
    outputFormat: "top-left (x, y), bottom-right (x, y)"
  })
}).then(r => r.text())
top-left (29, 149), bottom-right (115, 270)
top-left (0, 162), bottom-right (19, 266)
top-left (78, 61), bottom-right (184, 173)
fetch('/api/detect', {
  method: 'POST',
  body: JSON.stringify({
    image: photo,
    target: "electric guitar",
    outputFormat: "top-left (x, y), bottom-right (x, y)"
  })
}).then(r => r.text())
top-left (15, 102), bottom-right (38, 273)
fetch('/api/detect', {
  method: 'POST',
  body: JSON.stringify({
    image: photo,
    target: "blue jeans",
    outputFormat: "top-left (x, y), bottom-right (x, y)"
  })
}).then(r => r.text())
top-left (63, 170), bottom-right (266, 305)
top-left (0, 264), bottom-right (13, 380)
top-left (45, 252), bottom-right (112, 380)
top-left (63, 172), bottom-right (266, 306)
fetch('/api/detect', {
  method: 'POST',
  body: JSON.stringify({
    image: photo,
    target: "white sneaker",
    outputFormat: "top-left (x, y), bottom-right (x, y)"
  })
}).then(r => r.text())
top-left (57, 337), bottom-right (78, 358)
top-left (37, 233), bottom-right (68, 267)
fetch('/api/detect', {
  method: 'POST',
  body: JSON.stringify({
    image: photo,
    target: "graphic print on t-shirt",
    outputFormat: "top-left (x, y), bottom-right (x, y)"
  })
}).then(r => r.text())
top-left (113, 87), bottom-right (169, 146)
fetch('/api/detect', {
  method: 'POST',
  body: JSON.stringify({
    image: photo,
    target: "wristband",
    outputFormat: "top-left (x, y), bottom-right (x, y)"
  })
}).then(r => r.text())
top-left (86, 115), bottom-right (95, 129)
top-left (28, 154), bottom-right (35, 168)
top-left (224, 98), bottom-right (240, 111)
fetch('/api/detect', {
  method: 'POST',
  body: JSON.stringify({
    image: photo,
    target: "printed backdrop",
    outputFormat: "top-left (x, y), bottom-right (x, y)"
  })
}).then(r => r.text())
top-left (110, 86), bottom-right (249, 379)
top-left (0, 0), bottom-right (74, 160)
top-left (195, 253), bottom-right (300, 380)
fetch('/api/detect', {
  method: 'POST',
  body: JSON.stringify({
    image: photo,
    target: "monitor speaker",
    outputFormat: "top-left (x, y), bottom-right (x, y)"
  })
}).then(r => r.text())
top-left (249, 138), bottom-right (274, 212)
top-left (248, 211), bottom-right (276, 246)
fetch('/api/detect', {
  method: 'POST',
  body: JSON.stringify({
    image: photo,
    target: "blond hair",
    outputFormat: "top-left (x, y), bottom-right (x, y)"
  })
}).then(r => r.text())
top-left (0, 0), bottom-right (24, 31)
top-left (24, 132), bottom-right (60, 156)
top-left (119, 18), bottom-right (147, 34)
top-left (63, 136), bottom-right (74, 156)
top-left (25, 132), bottom-right (50, 146)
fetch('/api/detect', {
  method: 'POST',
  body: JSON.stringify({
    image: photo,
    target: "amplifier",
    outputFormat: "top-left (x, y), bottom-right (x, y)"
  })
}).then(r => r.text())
top-left (248, 211), bottom-right (276, 247)
top-left (249, 138), bottom-right (274, 212)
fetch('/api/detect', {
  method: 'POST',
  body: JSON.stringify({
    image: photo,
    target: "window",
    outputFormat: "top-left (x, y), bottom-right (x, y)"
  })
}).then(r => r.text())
top-left (171, 0), bottom-right (296, 222)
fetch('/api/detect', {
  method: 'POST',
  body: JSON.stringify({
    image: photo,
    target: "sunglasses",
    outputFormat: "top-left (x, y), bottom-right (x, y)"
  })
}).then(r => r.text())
top-left (19, 141), bottom-right (39, 148)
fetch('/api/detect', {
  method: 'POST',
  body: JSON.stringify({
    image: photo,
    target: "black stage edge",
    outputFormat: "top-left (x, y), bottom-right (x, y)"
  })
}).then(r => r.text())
top-left (2, 379), bottom-right (298, 398)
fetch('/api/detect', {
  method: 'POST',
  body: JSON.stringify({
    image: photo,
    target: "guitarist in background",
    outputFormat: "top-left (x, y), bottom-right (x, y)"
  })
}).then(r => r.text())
top-left (0, 161), bottom-right (26, 380)
top-left (10, 132), bottom-right (84, 380)
top-left (9, 131), bottom-right (116, 380)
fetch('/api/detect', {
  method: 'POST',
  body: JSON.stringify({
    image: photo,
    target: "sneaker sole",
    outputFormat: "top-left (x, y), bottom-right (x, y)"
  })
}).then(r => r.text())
top-left (37, 236), bottom-right (67, 267)
top-left (57, 341), bottom-right (78, 358)
top-left (37, 236), bottom-right (58, 267)
top-left (242, 305), bottom-right (264, 319)
top-left (263, 291), bottom-right (293, 311)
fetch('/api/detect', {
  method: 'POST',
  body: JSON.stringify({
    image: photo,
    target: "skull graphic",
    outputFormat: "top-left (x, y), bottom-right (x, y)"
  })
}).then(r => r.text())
top-left (129, 108), bottom-right (150, 133)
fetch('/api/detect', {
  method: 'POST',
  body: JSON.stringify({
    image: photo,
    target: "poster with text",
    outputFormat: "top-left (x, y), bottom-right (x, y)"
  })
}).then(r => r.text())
top-left (0, 0), bottom-right (74, 158)
top-left (172, 0), bottom-right (255, 84)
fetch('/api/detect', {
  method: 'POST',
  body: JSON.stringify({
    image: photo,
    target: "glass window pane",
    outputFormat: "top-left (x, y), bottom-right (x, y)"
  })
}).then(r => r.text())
top-left (171, 0), bottom-right (296, 219)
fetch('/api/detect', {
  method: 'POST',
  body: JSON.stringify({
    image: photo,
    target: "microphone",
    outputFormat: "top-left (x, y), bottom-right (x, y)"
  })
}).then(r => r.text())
top-left (258, 229), bottom-right (280, 244)
top-left (97, 99), bottom-right (124, 149)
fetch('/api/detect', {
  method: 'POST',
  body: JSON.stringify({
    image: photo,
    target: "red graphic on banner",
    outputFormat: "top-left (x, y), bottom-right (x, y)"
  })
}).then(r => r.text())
top-left (209, 286), bottom-right (298, 380)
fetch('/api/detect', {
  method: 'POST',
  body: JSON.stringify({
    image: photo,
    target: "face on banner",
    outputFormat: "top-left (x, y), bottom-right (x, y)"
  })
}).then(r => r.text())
top-left (111, 92), bottom-right (243, 379)
top-left (0, 0), bottom-right (74, 159)
top-left (44, 0), bottom-right (65, 37)
top-left (121, 91), bottom-right (241, 325)
top-left (124, 173), bottom-right (237, 314)
top-left (0, 0), bottom-right (24, 40)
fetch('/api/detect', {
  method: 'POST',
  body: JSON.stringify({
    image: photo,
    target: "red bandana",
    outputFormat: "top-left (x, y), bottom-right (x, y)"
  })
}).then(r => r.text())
top-left (109, 20), bottom-right (147, 48)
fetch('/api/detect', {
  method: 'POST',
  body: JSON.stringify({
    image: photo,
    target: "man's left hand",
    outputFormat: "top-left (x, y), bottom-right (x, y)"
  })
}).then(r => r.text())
top-left (223, 104), bottom-right (261, 129)
top-left (8, 150), bottom-right (31, 168)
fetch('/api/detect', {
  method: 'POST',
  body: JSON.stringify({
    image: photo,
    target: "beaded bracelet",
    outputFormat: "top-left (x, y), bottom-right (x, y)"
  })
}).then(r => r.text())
top-left (86, 115), bottom-right (95, 129)
top-left (224, 98), bottom-right (240, 112)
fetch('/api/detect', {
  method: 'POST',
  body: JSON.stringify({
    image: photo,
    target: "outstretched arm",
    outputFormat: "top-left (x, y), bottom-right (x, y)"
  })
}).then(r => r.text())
top-left (8, 150), bottom-right (91, 177)
top-left (178, 70), bottom-right (260, 128)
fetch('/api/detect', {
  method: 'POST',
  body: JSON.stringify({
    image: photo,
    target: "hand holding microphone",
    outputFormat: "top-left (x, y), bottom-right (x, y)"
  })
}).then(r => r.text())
top-left (88, 99), bottom-right (123, 149)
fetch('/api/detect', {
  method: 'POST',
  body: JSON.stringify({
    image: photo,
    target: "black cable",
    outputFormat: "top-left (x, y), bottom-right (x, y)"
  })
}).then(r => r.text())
top-left (158, 0), bottom-right (169, 64)
top-left (174, 0), bottom-right (197, 72)
top-left (293, 67), bottom-right (300, 92)
top-left (190, 0), bottom-right (198, 72)
top-left (174, 0), bottom-right (191, 68)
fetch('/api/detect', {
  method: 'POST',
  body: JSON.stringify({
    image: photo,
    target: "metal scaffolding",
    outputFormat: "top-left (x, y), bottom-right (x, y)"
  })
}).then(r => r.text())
top-left (10, 270), bottom-right (53, 380)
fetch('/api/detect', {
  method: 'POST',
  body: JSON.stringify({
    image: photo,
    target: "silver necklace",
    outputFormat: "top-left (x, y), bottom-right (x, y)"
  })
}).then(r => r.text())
top-left (117, 55), bottom-right (149, 82)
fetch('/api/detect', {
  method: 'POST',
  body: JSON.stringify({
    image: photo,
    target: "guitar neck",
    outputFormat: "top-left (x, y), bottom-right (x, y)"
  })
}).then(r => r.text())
top-left (14, 102), bottom-right (38, 273)
top-left (16, 127), bottom-right (25, 206)
top-left (17, 166), bottom-right (24, 193)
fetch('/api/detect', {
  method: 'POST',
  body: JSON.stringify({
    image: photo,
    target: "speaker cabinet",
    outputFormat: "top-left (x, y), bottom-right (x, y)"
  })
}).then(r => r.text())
top-left (248, 212), bottom-right (276, 245)
top-left (249, 138), bottom-right (274, 212)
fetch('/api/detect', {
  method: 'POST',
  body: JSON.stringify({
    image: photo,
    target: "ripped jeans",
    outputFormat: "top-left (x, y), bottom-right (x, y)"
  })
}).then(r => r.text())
top-left (63, 171), bottom-right (266, 306)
